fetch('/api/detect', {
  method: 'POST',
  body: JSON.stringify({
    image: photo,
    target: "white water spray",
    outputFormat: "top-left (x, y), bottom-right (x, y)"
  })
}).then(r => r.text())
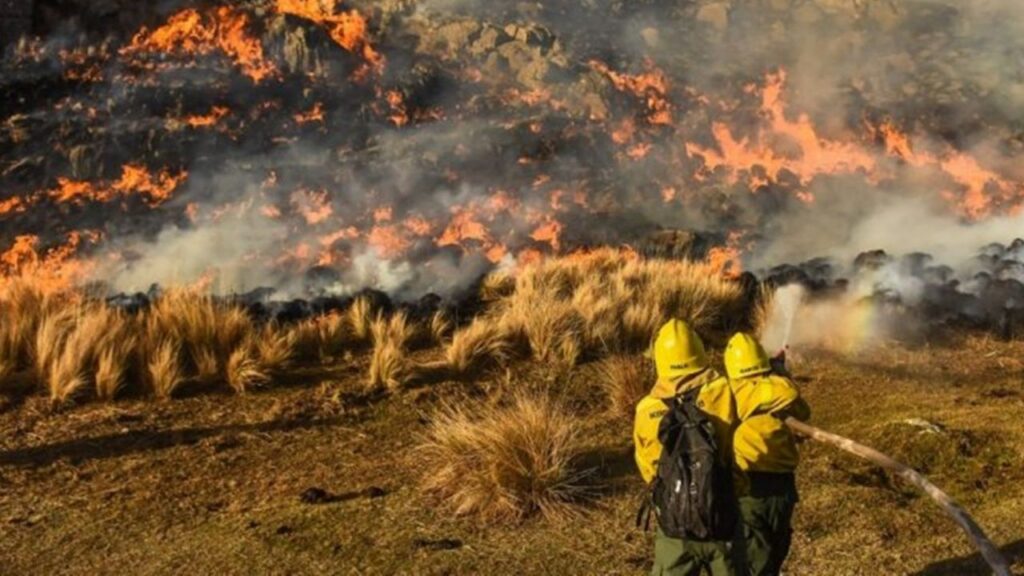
top-left (761, 284), bottom-right (807, 353)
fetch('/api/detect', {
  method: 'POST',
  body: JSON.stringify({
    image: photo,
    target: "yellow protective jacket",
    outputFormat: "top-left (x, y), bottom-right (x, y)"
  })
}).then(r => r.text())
top-left (633, 368), bottom-right (737, 484)
top-left (730, 373), bottom-right (810, 475)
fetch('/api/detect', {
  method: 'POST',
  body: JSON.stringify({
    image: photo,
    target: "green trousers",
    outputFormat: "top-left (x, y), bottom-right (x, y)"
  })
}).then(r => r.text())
top-left (738, 473), bottom-right (799, 576)
top-left (651, 529), bottom-right (745, 576)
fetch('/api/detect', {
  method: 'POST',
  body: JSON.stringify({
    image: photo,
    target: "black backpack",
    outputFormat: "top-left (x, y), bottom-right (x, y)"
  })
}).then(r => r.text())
top-left (643, 390), bottom-right (738, 541)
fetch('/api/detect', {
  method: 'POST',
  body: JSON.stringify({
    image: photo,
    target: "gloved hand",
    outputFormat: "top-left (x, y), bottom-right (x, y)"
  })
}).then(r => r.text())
top-left (770, 347), bottom-right (790, 377)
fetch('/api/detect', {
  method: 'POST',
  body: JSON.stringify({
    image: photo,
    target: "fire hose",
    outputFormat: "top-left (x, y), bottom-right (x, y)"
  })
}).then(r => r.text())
top-left (783, 417), bottom-right (1012, 576)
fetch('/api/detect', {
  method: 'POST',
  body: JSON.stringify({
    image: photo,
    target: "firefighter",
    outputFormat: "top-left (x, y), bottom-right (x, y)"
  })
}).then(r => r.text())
top-left (724, 332), bottom-right (811, 576)
top-left (634, 319), bottom-right (744, 576)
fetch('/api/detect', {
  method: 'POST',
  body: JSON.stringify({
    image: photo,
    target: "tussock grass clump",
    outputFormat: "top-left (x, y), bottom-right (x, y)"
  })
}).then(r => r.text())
top-left (479, 270), bottom-right (515, 301)
top-left (419, 393), bottom-right (590, 522)
top-left (0, 277), bottom-right (66, 373)
top-left (506, 299), bottom-right (585, 369)
top-left (1, 279), bottom-right (372, 402)
top-left (483, 249), bottom-right (744, 362)
top-left (751, 284), bottom-right (775, 338)
top-left (370, 311), bottom-right (414, 349)
top-left (287, 313), bottom-right (347, 362)
top-left (445, 317), bottom-right (513, 376)
top-left (96, 337), bottom-right (135, 401)
top-left (145, 291), bottom-right (253, 384)
top-left (429, 309), bottom-right (452, 345)
top-left (598, 354), bottom-right (650, 418)
top-left (33, 308), bottom-right (76, 381)
top-left (368, 339), bottom-right (408, 392)
top-left (255, 325), bottom-right (293, 375)
top-left (148, 339), bottom-right (183, 399)
top-left (348, 296), bottom-right (375, 342)
top-left (226, 343), bottom-right (269, 394)
top-left (41, 305), bottom-right (137, 405)
top-left (366, 312), bottom-right (415, 392)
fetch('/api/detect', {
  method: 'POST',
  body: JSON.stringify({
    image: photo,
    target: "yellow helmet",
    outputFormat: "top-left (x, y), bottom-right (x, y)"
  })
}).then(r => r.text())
top-left (652, 319), bottom-right (708, 381)
top-left (724, 332), bottom-right (771, 380)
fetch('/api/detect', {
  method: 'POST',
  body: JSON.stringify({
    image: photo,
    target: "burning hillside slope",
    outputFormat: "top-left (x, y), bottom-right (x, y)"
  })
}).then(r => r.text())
top-left (3, 0), bottom-right (1024, 330)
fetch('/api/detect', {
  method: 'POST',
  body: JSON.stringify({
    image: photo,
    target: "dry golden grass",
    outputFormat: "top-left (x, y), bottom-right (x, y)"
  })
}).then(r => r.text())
top-left (418, 392), bottom-right (590, 522)
top-left (507, 299), bottom-right (584, 368)
top-left (0, 359), bottom-right (11, 384)
top-left (226, 343), bottom-right (269, 394)
top-left (429, 309), bottom-right (452, 345)
top-left (478, 270), bottom-right (515, 301)
top-left (366, 312), bottom-right (415, 392)
top-left (751, 283), bottom-right (775, 337)
top-left (348, 296), bottom-right (374, 342)
top-left (316, 312), bottom-right (349, 358)
top-left (286, 314), bottom-right (345, 362)
top-left (192, 348), bottom-right (220, 383)
top-left (145, 290), bottom-right (253, 384)
top-left (370, 311), bottom-right (414, 349)
top-left (285, 318), bottom-right (320, 363)
top-left (0, 251), bottom-right (746, 405)
top-left (38, 305), bottom-right (136, 404)
top-left (0, 276), bottom-right (66, 373)
top-left (33, 308), bottom-right (75, 381)
top-left (489, 250), bottom-right (744, 360)
top-left (95, 337), bottom-right (135, 401)
top-left (445, 317), bottom-right (514, 376)
top-left (1, 280), bottom-right (394, 401)
top-left (597, 354), bottom-right (650, 418)
top-left (367, 338), bottom-right (408, 392)
top-left (148, 339), bottom-right (183, 400)
top-left (621, 301), bottom-right (661, 351)
top-left (47, 337), bottom-right (87, 404)
top-left (255, 326), bottom-right (293, 375)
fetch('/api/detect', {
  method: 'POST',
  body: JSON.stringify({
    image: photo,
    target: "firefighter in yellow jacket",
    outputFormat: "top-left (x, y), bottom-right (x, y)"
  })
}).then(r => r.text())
top-left (725, 333), bottom-right (811, 576)
top-left (634, 319), bottom-right (743, 576)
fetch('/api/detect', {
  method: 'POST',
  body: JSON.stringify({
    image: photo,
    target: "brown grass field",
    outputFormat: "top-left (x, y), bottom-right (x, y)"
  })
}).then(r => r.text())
top-left (1, 251), bottom-right (1023, 575)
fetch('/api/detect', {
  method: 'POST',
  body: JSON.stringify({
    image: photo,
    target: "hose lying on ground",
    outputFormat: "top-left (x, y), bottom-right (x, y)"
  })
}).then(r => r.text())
top-left (783, 417), bottom-right (1012, 576)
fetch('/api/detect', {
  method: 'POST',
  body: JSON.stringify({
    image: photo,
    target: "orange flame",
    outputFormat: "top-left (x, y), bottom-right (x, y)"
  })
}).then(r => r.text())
top-left (367, 225), bottom-right (411, 258)
top-left (275, 0), bottom-right (384, 73)
top-left (49, 165), bottom-right (187, 207)
top-left (121, 7), bottom-right (276, 83)
top-left (0, 232), bottom-right (99, 291)
top-left (530, 218), bottom-right (563, 252)
top-left (437, 208), bottom-right (490, 247)
top-left (591, 59), bottom-right (673, 125)
top-left (183, 106), bottom-right (229, 128)
top-left (878, 121), bottom-right (1022, 219)
top-left (373, 206), bottom-right (393, 223)
top-left (403, 216), bottom-right (433, 236)
top-left (112, 164), bottom-right (188, 206)
top-left (0, 197), bottom-right (25, 215)
top-left (686, 70), bottom-right (875, 199)
top-left (706, 231), bottom-right (744, 278)
top-left (294, 102), bottom-right (325, 124)
top-left (385, 90), bottom-right (409, 127)
top-left (290, 188), bottom-right (333, 224)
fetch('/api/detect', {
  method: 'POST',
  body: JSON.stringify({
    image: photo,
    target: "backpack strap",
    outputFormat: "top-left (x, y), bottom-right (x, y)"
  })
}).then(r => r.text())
top-left (635, 492), bottom-right (653, 532)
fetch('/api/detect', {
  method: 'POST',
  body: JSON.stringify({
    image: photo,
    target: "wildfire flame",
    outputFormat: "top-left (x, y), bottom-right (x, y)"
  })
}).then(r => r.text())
top-left (121, 7), bottom-right (277, 83)
top-left (591, 59), bottom-right (673, 126)
top-left (275, 0), bottom-right (384, 74)
top-left (0, 232), bottom-right (100, 292)
top-left (685, 70), bottom-right (875, 200)
top-left (49, 165), bottom-right (188, 207)
top-left (181, 106), bottom-right (230, 128)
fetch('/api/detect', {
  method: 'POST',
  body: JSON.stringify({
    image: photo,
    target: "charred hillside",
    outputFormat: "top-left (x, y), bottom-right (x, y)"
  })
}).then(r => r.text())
top-left (2, 0), bottom-right (1024, 336)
